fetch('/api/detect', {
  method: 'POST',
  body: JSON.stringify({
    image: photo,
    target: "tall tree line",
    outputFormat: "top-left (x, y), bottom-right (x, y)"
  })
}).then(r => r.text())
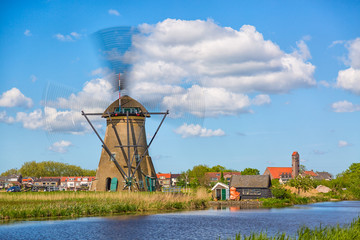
top-left (0, 161), bottom-right (96, 178)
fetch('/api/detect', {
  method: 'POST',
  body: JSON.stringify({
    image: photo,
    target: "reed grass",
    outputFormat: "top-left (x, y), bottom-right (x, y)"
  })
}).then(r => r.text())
top-left (226, 217), bottom-right (360, 240)
top-left (0, 188), bottom-right (210, 220)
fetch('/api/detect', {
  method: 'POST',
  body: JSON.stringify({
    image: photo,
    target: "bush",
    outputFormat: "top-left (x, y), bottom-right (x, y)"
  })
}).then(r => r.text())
top-left (271, 186), bottom-right (291, 199)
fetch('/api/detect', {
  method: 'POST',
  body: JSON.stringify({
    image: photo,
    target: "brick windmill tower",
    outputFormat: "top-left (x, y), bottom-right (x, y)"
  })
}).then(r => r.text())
top-left (82, 95), bottom-right (168, 192)
top-left (82, 27), bottom-right (168, 192)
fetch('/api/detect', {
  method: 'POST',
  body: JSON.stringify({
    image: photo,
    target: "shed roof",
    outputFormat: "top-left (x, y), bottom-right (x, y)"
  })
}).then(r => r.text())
top-left (211, 182), bottom-right (229, 191)
top-left (230, 175), bottom-right (271, 188)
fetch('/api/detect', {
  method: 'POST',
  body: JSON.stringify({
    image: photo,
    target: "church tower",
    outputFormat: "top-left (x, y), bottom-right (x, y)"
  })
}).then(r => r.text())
top-left (292, 151), bottom-right (300, 178)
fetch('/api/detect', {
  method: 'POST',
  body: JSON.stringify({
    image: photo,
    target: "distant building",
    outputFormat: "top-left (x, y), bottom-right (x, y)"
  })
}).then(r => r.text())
top-left (170, 174), bottom-right (181, 187)
top-left (0, 174), bottom-right (22, 190)
top-left (263, 151), bottom-right (300, 183)
top-left (22, 177), bottom-right (35, 188)
top-left (211, 182), bottom-right (229, 200)
top-left (263, 151), bottom-right (333, 183)
top-left (33, 177), bottom-right (61, 191)
top-left (230, 175), bottom-right (272, 199)
top-left (301, 170), bottom-right (318, 178)
top-left (292, 151), bottom-right (300, 178)
top-left (315, 172), bottom-right (333, 181)
top-left (264, 167), bottom-right (292, 180)
top-left (60, 176), bottom-right (95, 191)
top-left (205, 172), bottom-right (242, 185)
top-left (157, 173), bottom-right (171, 188)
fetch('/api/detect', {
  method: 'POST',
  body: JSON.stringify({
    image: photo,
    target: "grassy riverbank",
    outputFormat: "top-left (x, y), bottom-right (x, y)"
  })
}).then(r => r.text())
top-left (0, 189), bottom-right (210, 220)
top-left (260, 194), bottom-right (333, 208)
top-left (226, 216), bottom-right (360, 240)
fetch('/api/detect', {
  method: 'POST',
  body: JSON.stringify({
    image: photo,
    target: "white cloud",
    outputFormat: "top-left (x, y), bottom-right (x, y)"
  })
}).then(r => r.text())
top-left (252, 94), bottom-right (271, 106)
top-left (24, 29), bottom-right (32, 36)
top-left (54, 32), bottom-right (82, 42)
top-left (0, 76), bottom-right (111, 134)
top-left (338, 140), bottom-right (350, 148)
top-left (16, 109), bottom-right (44, 129)
top-left (0, 111), bottom-right (15, 124)
top-left (49, 140), bottom-right (72, 153)
top-left (330, 40), bottom-right (345, 48)
top-left (318, 80), bottom-right (330, 87)
top-left (43, 77), bottom-right (115, 134)
top-left (336, 38), bottom-right (360, 95)
top-left (331, 100), bottom-right (360, 113)
top-left (0, 88), bottom-right (33, 108)
top-left (126, 19), bottom-right (315, 117)
top-left (174, 123), bottom-right (225, 138)
top-left (108, 9), bottom-right (120, 16)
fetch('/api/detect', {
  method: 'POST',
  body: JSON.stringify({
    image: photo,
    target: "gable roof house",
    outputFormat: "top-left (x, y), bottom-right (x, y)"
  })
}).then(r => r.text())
top-left (211, 182), bottom-right (229, 200)
top-left (0, 174), bottom-right (23, 189)
top-left (315, 172), bottom-right (333, 181)
top-left (230, 175), bottom-right (272, 199)
top-left (156, 173), bottom-right (171, 188)
top-left (301, 170), bottom-right (318, 178)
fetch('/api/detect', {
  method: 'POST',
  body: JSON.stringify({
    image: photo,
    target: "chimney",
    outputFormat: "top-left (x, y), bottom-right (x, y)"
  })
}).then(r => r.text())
top-left (292, 151), bottom-right (299, 178)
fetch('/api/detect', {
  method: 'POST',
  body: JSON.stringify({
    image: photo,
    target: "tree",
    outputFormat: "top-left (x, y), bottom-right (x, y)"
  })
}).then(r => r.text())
top-left (289, 175), bottom-right (314, 194)
top-left (336, 163), bottom-right (360, 198)
top-left (271, 186), bottom-right (291, 199)
top-left (210, 165), bottom-right (226, 172)
top-left (241, 168), bottom-right (260, 175)
top-left (220, 171), bottom-right (226, 183)
top-left (0, 168), bottom-right (20, 176)
top-left (0, 161), bottom-right (96, 178)
top-left (300, 164), bottom-right (306, 174)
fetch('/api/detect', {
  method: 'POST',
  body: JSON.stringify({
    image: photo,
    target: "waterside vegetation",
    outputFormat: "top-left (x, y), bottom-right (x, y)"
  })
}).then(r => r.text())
top-left (261, 163), bottom-right (360, 208)
top-left (226, 216), bottom-right (360, 240)
top-left (0, 189), bottom-right (209, 221)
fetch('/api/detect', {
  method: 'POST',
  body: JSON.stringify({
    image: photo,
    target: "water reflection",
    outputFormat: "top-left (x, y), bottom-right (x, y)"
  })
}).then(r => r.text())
top-left (0, 201), bottom-right (359, 240)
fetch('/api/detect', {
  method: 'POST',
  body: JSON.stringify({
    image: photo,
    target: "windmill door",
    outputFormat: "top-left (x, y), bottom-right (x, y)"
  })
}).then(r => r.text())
top-left (110, 178), bottom-right (118, 192)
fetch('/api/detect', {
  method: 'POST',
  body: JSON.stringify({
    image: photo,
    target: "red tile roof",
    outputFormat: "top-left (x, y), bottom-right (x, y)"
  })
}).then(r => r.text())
top-left (292, 151), bottom-right (298, 156)
top-left (303, 170), bottom-right (317, 177)
top-left (156, 173), bottom-right (171, 179)
top-left (265, 167), bottom-right (292, 179)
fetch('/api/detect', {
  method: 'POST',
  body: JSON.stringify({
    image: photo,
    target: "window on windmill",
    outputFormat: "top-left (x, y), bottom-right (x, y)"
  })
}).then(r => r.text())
top-left (111, 153), bottom-right (116, 161)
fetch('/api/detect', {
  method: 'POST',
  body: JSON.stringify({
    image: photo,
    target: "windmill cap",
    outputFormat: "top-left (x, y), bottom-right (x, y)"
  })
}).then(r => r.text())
top-left (102, 95), bottom-right (148, 117)
top-left (292, 151), bottom-right (299, 156)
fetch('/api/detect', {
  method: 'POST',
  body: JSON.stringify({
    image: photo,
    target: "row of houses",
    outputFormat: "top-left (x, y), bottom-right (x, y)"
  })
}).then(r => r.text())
top-left (0, 175), bottom-right (95, 191)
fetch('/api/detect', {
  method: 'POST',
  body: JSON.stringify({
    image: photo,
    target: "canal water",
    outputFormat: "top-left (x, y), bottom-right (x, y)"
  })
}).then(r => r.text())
top-left (1, 201), bottom-right (359, 240)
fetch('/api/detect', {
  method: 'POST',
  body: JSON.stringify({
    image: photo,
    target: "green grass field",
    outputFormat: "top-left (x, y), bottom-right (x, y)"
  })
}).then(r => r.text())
top-left (0, 189), bottom-right (210, 220)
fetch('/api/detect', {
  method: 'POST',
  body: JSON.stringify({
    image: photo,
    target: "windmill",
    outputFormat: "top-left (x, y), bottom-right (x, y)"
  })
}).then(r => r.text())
top-left (43, 26), bottom-right (205, 192)
top-left (81, 27), bottom-right (169, 192)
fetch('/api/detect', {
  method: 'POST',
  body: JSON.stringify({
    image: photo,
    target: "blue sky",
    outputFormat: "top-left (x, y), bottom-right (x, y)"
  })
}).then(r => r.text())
top-left (1, 0), bottom-right (360, 176)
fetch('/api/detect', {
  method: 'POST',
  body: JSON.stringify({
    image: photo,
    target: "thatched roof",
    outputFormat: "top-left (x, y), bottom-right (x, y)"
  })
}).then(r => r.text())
top-left (102, 95), bottom-right (148, 117)
top-left (230, 175), bottom-right (271, 188)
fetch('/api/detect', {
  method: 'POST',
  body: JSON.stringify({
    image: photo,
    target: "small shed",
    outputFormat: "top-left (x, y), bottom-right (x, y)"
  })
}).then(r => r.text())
top-left (211, 182), bottom-right (229, 200)
top-left (230, 175), bottom-right (272, 200)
